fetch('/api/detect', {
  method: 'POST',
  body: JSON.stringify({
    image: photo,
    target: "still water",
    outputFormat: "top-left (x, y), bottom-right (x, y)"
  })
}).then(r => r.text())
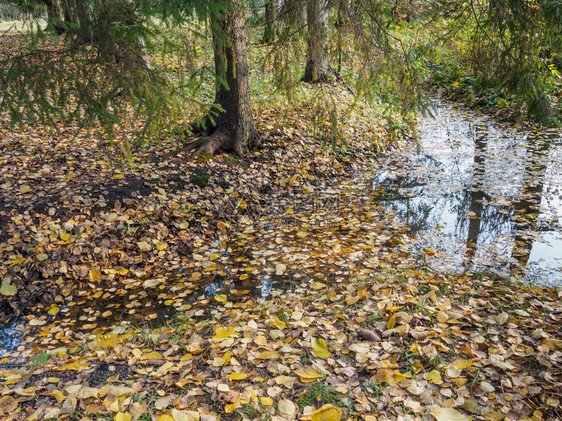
top-left (370, 99), bottom-right (562, 285)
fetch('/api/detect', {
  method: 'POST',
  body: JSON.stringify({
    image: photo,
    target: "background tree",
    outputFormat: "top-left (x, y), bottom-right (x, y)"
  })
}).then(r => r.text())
top-left (302, 0), bottom-right (330, 82)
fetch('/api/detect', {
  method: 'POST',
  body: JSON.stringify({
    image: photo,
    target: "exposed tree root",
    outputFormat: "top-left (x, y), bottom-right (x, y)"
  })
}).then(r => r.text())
top-left (184, 128), bottom-right (264, 157)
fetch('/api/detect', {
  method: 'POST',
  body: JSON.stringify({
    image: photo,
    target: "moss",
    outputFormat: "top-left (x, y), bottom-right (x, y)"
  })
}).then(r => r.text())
top-left (189, 169), bottom-right (209, 188)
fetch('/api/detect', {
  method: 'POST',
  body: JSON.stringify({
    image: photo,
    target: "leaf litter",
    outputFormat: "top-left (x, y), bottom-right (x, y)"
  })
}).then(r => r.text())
top-left (0, 47), bottom-right (561, 421)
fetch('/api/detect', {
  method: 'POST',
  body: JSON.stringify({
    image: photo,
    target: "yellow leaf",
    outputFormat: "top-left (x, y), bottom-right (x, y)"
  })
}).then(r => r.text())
top-left (428, 370), bottom-right (442, 385)
top-left (311, 337), bottom-right (331, 359)
top-left (114, 173), bottom-right (124, 180)
top-left (60, 231), bottom-right (71, 241)
top-left (156, 242), bottom-right (168, 251)
top-left (311, 404), bottom-right (343, 421)
top-left (53, 390), bottom-right (64, 403)
top-left (227, 372), bottom-right (248, 380)
top-left (296, 231), bottom-right (308, 238)
top-left (256, 350), bottom-right (280, 360)
top-left (375, 369), bottom-right (394, 384)
top-left (89, 269), bottom-right (101, 283)
top-left (272, 316), bottom-right (286, 330)
top-left (430, 407), bottom-right (471, 421)
top-left (424, 248), bottom-right (437, 256)
top-left (261, 397), bottom-right (273, 406)
top-left (155, 416), bottom-right (175, 421)
top-left (436, 312), bottom-right (449, 323)
top-left (0, 280), bottom-right (18, 296)
top-left (239, 274), bottom-right (249, 280)
top-left (48, 305), bottom-right (60, 316)
top-left (175, 378), bottom-right (189, 388)
top-left (386, 313), bottom-right (396, 330)
top-left (36, 253), bottom-right (48, 262)
top-left (212, 326), bottom-right (237, 340)
top-left (64, 361), bottom-right (90, 371)
top-left (295, 366), bottom-right (323, 382)
top-left (224, 402), bottom-right (239, 414)
top-left (394, 371), bottom-right (408, 383)
top-left (215, 294), bottom-right (228, 302)
top-left (141, 351), bottom-right (163, 360)
top-left (452, 359), bottom-right (473, 370)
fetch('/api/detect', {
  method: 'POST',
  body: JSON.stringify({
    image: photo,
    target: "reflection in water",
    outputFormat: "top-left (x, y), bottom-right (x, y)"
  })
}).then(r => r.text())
top-left (511, 136), bottom-right (552, 272)
top-left (464, 129), bottom-right (489, 261)
top-left (370, 100), bottom-right (561, 285)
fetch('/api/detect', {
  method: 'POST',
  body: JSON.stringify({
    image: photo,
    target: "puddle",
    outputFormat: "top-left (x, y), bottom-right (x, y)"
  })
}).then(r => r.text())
top-left (370, 99), bottom-right (561, 285)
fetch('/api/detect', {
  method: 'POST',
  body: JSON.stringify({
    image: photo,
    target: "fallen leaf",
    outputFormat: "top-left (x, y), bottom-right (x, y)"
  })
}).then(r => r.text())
top-left (114, 413), bottom-right (132, 421)
top-left (295, 366), bottom-right (323, 382)
top-left (0, 280), bottom-right (18, 296)
top-left (386, 313), bottom-right (396, 329)
top-left (430, 407), bottom-right (471, 421)
top-left (278, 399), bottom-right (296, 417)
top-left (311, 404), bottom-right (342, 421)
top-left (428, 370), bottom-right (442, 384)
top-left (311, 337), bottom-right (331, 359)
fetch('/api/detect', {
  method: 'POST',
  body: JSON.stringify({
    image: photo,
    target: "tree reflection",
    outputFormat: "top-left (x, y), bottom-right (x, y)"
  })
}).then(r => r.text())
top-left (510, 136), bottom-right (552, 269)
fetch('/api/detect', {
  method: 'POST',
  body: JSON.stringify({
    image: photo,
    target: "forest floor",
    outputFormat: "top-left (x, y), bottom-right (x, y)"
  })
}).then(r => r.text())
top-left (1, 92), bottom-right (561, 421)
top-left (0, 38), bottom-right (561, 421)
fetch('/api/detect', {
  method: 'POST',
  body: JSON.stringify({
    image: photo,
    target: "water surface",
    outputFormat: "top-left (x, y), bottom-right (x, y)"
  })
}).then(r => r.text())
top-left (370, 100), bottom-right (562, 284)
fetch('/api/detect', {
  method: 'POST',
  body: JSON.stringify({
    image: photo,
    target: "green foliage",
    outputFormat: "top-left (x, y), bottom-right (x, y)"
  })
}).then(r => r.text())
top-left (403, 0), bottom-right (561, 125)
top-left (298, 380), bottom-right (341, 409)
top-left (0, 0), bottom-right (217, 148)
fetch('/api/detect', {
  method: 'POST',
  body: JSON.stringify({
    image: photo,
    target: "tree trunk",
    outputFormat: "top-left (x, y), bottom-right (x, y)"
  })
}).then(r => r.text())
top-left (263, 0), bottom-right (276, 43)
top-left (189, 0), bottom-right (260, 156)
top-left (44, 0), bottom-right (65, 34)
top-left (302, 0), bottom-right (330, 83)
top-left (61, 0), bottom-right (76, 24)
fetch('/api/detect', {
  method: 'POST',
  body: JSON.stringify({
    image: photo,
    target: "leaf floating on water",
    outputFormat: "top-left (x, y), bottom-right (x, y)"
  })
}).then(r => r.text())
top-left (142, 278), bottom-right (160, 288)
top-left (47, 305), bottom-right (60, 316)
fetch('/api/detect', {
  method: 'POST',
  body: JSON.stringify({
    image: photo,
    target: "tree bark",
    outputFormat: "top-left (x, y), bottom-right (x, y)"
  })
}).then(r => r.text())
top-left (44, 0), bottom-right (65, 34)
top-left (302, 0), bottom-right (330, 83)
top-left (263, 0), bottom-right (276, 43)
top-left (189, 0), bottom-right (260, 156)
